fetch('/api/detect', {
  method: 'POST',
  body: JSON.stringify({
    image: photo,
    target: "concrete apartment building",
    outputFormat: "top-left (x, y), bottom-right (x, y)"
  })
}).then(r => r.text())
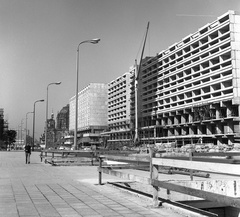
top-left (106, 69), bottom-right (133, 147)
top-left (134, 10), bottom-right (240, 147)
top-left (69, 83), bottom-right (108, 147)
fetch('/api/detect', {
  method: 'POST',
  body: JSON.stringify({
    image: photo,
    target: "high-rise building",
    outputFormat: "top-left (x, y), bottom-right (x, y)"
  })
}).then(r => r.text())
top-left (105, 69), bottom-right (133, 148)
top-left (69, 83), bottom-right (108, 147)
top-left (134, 10), bottom-right (240, 147)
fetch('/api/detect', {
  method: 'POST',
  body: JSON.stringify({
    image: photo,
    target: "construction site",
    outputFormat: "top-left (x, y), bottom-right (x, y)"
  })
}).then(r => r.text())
top-left (128, 10), bottom-right (240, 150)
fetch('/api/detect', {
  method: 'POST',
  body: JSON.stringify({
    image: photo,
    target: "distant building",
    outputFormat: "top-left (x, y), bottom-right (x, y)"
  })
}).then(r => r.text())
top-left (69, 83), bottom-right (108, 148)
top-left (0, 109), bottom-right (9, 149)
top-left (0, 109), bottom-right (4, 141)
top-left (45, 112), bottom-right (56, 148)
top-left (41, 105), bottom-right (71, 149)
top-left (0, 109), bottom-right (8, 139)
top-left (56, 104), bottom-right (69, 131)
top-left (56, 104), bottom-right (71, 147)
top-left (63, 135), bottom-right (74, 147)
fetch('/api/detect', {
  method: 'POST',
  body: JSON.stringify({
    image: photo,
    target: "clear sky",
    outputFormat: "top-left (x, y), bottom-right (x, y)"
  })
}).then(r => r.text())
top-left (0, 0), bottom-right (239, 139)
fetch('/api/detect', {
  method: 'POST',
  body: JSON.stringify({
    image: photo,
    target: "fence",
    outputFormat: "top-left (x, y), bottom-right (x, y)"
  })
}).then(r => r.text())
top-left (40, 149), bottom-right (139, 166)
top-left (98, 150), bottom-right (240, 210)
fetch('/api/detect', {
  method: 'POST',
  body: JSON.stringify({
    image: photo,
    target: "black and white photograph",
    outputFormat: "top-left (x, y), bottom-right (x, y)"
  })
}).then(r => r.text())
top-left (1, 1), bottom-right (240, 216)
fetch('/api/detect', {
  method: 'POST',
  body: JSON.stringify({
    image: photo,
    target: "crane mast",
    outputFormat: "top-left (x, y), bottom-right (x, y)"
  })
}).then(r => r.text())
top-left (134, 22), bottom-right (150, 145)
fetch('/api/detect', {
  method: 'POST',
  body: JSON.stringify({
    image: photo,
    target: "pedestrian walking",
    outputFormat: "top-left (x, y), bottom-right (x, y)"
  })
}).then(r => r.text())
top-left (25, 143), bottom-right (31, 164)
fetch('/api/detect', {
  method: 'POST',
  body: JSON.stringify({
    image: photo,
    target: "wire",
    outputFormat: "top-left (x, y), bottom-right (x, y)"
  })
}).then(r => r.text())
top-left (176, 14), bottom-right (216, 17)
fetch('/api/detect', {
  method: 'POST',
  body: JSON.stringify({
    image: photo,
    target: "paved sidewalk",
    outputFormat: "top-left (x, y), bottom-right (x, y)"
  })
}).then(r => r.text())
top-left (0, 151), bottom-right (185, 217)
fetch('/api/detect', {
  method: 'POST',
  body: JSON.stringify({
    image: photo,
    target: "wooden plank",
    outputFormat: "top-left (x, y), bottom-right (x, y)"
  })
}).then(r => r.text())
top-left (99, 157), bottom-right (103, 185)
top-left (162, 152), bottom-right (240, 158)
top-left (151, 179), bottom-right (240, 208)
top-left (161, 156), bottom-right (234, 164)
top-left (192, 152), bottom-right (240, 157)
top-left (102, 165), bottom-right (149, 170)
top-left (52, 157), bottom-right (93, 163)
top-left (43, 150), bottom-right (94, 155)
top-left (71, 152), bottom-right (93, 157)
top-left (152, 158), bottom-right (240, 176)
top-left (98, 167), bottom-right (150, 185)
top-left (180, 200), bottom-right (230, 209)
top-left (189, 151), bottom-right (193, 181)
top-left (152, 164), bottom-right (159, 207)
top-left (104, 160), bottom-right (128, 165)
top-left (101, 154), bottom-right (150, 163)
top-left (172, 170), bottom-right (210, 178)
top-left (96, 150), bottom-right (139, 156)
top-left (52, 162), bottom-right (90, 166)
top-left (161, 153), bottom-right (189, 158)
top-left (150, 148), bottom-right (159, 207)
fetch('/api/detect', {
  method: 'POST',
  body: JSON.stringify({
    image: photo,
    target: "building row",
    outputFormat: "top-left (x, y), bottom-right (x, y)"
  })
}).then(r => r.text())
top-left (0, 108), bottom-right (9, 149)
top-left (69, 10), bottom-right (240, 149)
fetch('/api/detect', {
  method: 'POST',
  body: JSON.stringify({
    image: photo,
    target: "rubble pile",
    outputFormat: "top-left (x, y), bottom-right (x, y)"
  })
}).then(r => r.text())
top-left (154, 143), bottom-right (240, 153)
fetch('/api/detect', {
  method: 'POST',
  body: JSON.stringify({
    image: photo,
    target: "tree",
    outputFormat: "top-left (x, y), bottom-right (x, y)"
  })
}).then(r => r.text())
top-left (2, 130), bottom-right (16, 148)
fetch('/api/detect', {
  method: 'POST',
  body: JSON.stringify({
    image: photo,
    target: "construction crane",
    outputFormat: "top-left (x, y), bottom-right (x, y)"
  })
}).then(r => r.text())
top-left (134, 22), bottom-right (150, 145)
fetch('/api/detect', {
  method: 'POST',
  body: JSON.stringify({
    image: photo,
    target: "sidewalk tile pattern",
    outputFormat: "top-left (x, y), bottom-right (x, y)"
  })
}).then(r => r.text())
top-left (0, 152), bottom-right (185, 217)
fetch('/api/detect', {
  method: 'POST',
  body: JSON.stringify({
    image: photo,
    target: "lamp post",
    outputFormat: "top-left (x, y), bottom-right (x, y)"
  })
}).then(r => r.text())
top-left (20, 118), bottom-right (24, 148)
top-left (45, 82), bottom-right (61, 149)
top-left (74, 38), bottom-right (100, 150)
top-left (25, 112), bottom-right (33, 147)
top-left (17, 125), bottom-right (20, 149)
top-left (32, 99), bottom-right (44, 151)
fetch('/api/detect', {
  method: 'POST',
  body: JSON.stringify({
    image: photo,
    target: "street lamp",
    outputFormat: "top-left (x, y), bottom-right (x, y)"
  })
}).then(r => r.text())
top-left (45, 82), bottom-right (61, 149)
top-left (74, 38), bottom-right (100, 150)
top-left (20, 118), bottom-right (24, 148)
top-left (25, 112), bottom-right (33, 147)
top-left (32, 99), bottom-right (44, 151)
top-left (17, 125), bottom-right (20, 149)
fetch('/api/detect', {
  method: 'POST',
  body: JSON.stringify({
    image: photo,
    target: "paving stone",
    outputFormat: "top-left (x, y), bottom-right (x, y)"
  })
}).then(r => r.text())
top-left (0, 152), bottom-right (187, 217)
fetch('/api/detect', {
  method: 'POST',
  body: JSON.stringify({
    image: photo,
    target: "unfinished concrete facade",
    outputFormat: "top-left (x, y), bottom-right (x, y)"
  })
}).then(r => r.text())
top-left (106, 70), bottom-right (133, 147)
top-left (136, 10), bottom-right (240, 147)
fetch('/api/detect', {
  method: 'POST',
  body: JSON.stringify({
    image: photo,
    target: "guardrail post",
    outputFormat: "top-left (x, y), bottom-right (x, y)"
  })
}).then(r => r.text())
top-left (44, 151), bottom-right (47, 164)
top-left (189, 150), bottom-right (193, 181)
top-left (91, 152), bottom-right (93, 166)
top-left (98, 156), bottom-right (103, 185)
top-left (40, 150), bottom-right (43, 162)
top-left (150, 148), bottom-right (159, 207)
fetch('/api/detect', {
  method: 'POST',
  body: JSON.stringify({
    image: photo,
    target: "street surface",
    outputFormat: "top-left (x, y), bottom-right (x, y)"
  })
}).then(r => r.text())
top-left (0, 151), bottom-right (185, 217)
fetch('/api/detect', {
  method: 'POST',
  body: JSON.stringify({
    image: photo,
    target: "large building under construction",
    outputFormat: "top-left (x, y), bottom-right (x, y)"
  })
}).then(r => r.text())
top-left (132, 10), bottom-right (240, 147)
